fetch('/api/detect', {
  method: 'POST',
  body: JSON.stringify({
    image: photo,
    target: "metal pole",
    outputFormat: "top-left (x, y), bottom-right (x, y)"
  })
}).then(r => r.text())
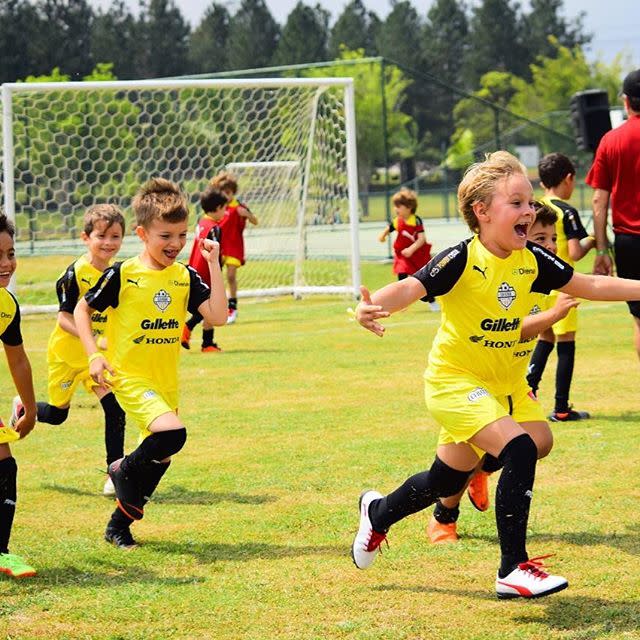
top-left (344, 81), bottom-right (361, 298)
top-left (493, 107), bottom-right (501, 149)
top-left (380, 59), bottom-right (392, 258)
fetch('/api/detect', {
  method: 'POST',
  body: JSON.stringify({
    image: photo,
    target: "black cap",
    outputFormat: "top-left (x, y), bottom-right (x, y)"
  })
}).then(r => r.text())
top-left (622, 69), bottom-right (640, 98)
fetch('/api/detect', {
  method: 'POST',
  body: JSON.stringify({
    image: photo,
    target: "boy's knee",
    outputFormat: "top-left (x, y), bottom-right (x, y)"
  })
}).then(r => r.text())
top-left (430, 457), bottom-right (473, 498)
top-left (37, 403), bottom-right (69, 425)
top-left (146, 429), bottom-right (187, 461)
top-left (498, 433), bottom-right (537, 468)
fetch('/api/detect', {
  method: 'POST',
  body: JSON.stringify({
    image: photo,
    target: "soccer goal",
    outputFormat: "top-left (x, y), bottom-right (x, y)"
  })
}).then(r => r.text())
top-left (0, 77), bottom-right (360, 309)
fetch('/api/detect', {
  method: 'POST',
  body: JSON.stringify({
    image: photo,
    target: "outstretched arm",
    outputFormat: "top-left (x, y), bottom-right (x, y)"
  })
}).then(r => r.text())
top-left (239, 204), bottom-right (258, 225)
top-left (355, 278), bottom-right (427, 336)
top-left (74, 298), bottom-right (115, 386)
top-left (520, 294), bottom-right (580, 340)
top-left (561, 271), bottom-right (640, 301)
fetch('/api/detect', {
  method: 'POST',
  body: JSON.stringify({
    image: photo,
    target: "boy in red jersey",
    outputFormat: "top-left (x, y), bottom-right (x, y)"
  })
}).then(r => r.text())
top-left (378, 188), bottom-right (439, 311)
top-left (209, 171), bottom-right (258, 324)
top-left (181, 186), bottom-right (227, 352)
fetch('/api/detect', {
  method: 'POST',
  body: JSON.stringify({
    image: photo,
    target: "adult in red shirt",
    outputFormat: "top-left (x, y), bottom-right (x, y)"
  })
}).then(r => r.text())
top-left (586, 68), bottom-right (640, 357)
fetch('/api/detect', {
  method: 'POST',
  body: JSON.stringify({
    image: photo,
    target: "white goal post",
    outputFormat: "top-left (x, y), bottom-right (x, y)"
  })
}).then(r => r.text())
top-left (0, 77), bottom-right (360, 309)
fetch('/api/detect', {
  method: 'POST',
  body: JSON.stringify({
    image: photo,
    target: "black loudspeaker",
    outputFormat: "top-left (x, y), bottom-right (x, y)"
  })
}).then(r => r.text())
top-left (570, 90), bottom-right (612, 152)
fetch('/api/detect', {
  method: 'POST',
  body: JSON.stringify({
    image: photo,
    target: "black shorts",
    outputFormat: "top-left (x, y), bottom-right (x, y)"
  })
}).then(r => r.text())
top-left (614, 233), bottom-right (640, 318)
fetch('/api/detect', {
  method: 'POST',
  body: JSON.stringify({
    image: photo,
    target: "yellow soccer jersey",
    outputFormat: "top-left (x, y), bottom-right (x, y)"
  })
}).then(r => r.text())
top-left (47, 256), bottom-right (109, 369)
top-left (84, 256), bottom-right (210, 395)
top-left (412, 236), bottom-right (573, 396)
top-left (0, 288), bottom-right (23, 347)
top-left (540, 195), bottom-right (589, 267)
top-left (512, 292), bottom-right (550, 383)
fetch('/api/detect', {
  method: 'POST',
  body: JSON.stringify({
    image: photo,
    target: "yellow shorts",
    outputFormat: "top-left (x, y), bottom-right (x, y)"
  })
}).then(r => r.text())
top-left (548, 291), bottom-right (578, 335)
top-left (112, 377), bottom-right (178, 438)
top-left (0, 424), bottom-right (20, 444)
top-left (47, 358), bottom-right (99, 407)
top-left (424, 373), bottom-right (545, 456)
top-left (222, 256), bottom-right (242, 268)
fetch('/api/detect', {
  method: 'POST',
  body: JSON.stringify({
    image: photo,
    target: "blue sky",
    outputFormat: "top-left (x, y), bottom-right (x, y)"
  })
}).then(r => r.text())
top-left (94, 0), bottom-right (639, 67)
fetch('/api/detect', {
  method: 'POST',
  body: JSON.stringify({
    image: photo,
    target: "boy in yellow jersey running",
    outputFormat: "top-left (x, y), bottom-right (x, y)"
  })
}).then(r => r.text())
top-left (352, 151), bottom-right (640, 598)
top-left (527, 153), bottom-right (595, 421)
top-left (0, 213), bottom-right (37, 578)
top-left (74, 178), bottom-right (227, 549)
top-left (427, 203), bottom-right (580, 544)
top-left (16, 205), bottom-right (126, 498)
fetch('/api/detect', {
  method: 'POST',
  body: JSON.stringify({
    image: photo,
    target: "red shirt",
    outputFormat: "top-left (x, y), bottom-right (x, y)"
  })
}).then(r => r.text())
top-left (586, 115), bottom-right (640, 235)
top-left (187, 215), bottom-right (220, 286)
top-left (389, 214), bottom-right (432, 274)
top-left (219, 198), bottom-right (248, 264)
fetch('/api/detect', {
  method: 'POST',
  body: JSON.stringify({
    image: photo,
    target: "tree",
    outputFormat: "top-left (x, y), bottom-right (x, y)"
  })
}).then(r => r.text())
top-left (329, 0), bottom-right (380, 58)
top-left (34, 0), bottom-right (95, 79)
top-left (420, 0), bottom-right (469, 155)
top-left (188, 3), bottom-right (231, 74)
top-left (272, 2), bottom-right (329, 65)
top-left (91, 1), bottom-right (139, 80)
top-left (226, 0), bottom-right (280, 70)
top-left (0, 0), bottom-right (42, 82)
top-left (136, 0), bottom-right (190, 78)
top-left (524, 0), bottom-right (591, 61)
top-left (465, 0), bottom-right (528, 85)
top-left (376, 1), bottom-right (422, 66)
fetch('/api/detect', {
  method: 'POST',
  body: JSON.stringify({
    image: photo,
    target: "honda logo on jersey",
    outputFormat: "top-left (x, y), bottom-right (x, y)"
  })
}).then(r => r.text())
top-left (153, 289), bottom-right (171, 312)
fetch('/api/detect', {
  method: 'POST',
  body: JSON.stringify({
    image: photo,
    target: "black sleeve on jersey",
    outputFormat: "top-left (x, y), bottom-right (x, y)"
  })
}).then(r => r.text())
top-left (0, 292), bottom-right (23, 346)
top-left (528, 242), bottom-right (574, 294)
top-left (411, 239), bottom-right (470, 297)
top-left (57, 262), bottom-right (80, 313)
top-left (187, 265), bottom-right (211, 314)
top-left (206, 227), bottom-right (224, 267)
top-left (551, 199), bottom-right (589, 240)
top-left (388, 222), bottom-right (395, 233)
top-left (85, 263), bottom-right (122, 311)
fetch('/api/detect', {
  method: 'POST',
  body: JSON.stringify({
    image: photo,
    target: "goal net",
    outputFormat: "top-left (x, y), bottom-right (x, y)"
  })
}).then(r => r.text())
top-left (0, 78), bottom-right (360, 309)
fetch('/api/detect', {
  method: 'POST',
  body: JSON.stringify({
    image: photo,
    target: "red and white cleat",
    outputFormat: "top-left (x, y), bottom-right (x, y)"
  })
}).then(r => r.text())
top-left (496, 555), bottom-right (568, 599)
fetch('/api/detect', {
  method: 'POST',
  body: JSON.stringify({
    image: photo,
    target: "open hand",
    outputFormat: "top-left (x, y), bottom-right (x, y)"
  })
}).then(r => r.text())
top-left (355, 285), bottom-right (389, 337)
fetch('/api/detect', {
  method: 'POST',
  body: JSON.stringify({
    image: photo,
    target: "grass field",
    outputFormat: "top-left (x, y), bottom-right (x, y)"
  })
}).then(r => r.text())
top-left (1, 260), bottom-right (640, 639)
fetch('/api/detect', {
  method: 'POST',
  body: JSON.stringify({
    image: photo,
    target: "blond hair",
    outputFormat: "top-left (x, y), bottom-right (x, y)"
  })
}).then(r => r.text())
top-left (132, 178), bottom-right (189, 228)
top-left (457, 151), bottom-right (528, 233)
top-left (83, 203), bottom-right (126, 235)
top-left (391, 188), bottom-right (418, 213)
top-left (209, 170), bottom-right (238, 195)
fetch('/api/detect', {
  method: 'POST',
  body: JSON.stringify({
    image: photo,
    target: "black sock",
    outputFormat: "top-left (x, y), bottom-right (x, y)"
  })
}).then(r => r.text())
top-left (526, 340), bottom-right (554, 393)
top-left (107, 507), bottom-right (134, 530)
top-left (228, 297), bottom-right (237, 311)
top-left (186, 312), bottom-right (203, 331)
top-left (122, 429), bottom-right (187, 475)
top-left (368, 457), bottom-right (471, 532)
top-left (433, 501), bottom-right (459, 524)
top-left (100, 393), bottom-right (126, 466)
top-left (36, 402), bottom-right (68, 425)
top-left (555, 341), bottom-right (575, 413)
top-left (496, 434), bottom-right (537, 577)
top-left (481, 454), bottom-right (503, 473)
top-left (142, 460), bottom-right (171, 504)
top-left (202, 329), bottom-right (215, 348)
top-left (0, 457), bottom-right (17, 553)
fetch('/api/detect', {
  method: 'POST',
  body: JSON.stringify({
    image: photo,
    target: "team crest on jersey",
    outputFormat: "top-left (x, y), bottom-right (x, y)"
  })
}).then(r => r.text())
top-left (153, 289), bottom-right (171, 312)
top-left (497, 282), bottom-right (516, 310)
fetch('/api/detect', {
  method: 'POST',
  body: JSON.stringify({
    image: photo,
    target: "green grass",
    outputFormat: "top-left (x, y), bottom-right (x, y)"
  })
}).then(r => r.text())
top-left (1, 260), bottom-right (640, 639)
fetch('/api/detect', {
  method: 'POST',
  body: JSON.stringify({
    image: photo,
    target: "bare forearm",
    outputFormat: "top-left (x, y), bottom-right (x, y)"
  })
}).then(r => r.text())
top-left (201, 262), bottom-right (228, 326)
top-left (74, 300), bottom-right (99, 356)
top-left (370, 277), bottom-right (426, 313)
top-left (7, 352), bottom-right (35, 416)
top-left (520, 309), bottom-right (560, 340)
top-left (563, 272), bottom-right (640, 301)
top-left (592, 189), bottom-right (610, 250)
top-left (58, 311), bottom-right (79, 337)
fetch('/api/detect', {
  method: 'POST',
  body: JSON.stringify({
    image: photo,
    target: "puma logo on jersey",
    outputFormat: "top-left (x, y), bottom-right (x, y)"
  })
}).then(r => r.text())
top-left (127, 278), bottom-right (141, 287)
top-left (81, 277), bottom-right (92, 285)
top-left (473, 265), bottom-right (488, 279)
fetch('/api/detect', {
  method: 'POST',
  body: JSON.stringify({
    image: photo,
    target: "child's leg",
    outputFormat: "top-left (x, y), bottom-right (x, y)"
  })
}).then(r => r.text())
top-left (0, 445), bottom-right (16, 554)
top-left (526, 328), bottom-right (555, 394)
top-left (554, 332), bottom-right (576, 413)
top-left (201, 321), bottom-right (219, 351)
top-left (94, 388), bottom-right (126, 467)
top-left (181, 311), bottom-right (204, 350)
top-left (186, 311), bottom-right (203, 332)
top-left (226, 264), bottom-right (238, 301)
top-left (36, 403), bottom-right (69, 425)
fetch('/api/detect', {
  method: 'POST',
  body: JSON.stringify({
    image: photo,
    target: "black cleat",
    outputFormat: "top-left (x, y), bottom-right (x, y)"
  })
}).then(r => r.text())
top-left (105, 526), bottom-right (138, 550)
top-left (549, 408), bottom-right (590, 422)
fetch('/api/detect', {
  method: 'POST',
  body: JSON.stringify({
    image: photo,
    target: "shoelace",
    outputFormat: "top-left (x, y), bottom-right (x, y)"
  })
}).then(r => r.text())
top-left (366, 530), bottom-right (388, 553)
top-left (518, 554), bottom-right (554, 579)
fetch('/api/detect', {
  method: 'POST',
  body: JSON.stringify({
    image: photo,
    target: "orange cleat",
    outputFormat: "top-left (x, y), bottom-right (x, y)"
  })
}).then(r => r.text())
top-left (467, 470), bottom-right (491, 512)
top-left (180, 325), bottom-right (191, 350)
top-left (426, 516), bottom-right (459, 544)
top-left (201, 344), bottom-right (222, 353)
